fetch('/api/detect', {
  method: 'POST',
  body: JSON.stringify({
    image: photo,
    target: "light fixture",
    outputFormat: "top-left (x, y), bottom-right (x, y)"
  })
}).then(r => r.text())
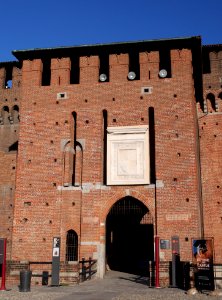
top-left (159, 69), bottom-right (167, 78)
top-left (99, 74), bottom-right (107, 82)
top-left (127, 71), bottom-right (136, 80)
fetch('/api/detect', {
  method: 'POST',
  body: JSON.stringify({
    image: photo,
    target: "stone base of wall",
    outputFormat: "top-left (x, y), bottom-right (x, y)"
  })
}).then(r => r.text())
top-left (5, 260), bottom-right (80, 287)
top-left (214, 265), bottom-right (222, 289)
top-left (156, 261), bottom-right (192, 289)
top-left (60, 261), bottom-right (79, 285)
top-left (6, 261), bottom-right (29, 286)
top-left (3, 259), bottom-right (194, 289)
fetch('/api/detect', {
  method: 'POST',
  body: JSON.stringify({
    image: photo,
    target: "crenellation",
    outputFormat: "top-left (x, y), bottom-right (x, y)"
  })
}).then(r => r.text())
top-left (109, 53), bottom-right (129, 82)
top-left (51, 57), bottom-right (71, 86)
top-left (79, 55), bottom-right (99, 83)
top-left (0, 67), bottom-right (6, 88)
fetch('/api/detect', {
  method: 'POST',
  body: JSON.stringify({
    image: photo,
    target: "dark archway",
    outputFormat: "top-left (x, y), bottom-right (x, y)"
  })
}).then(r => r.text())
top-left (106, 196), bottom-right (154, 275)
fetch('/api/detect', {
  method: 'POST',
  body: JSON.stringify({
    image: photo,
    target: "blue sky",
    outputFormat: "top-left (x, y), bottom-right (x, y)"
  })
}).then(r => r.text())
top-left (1, 0), bottom-right (222, 62)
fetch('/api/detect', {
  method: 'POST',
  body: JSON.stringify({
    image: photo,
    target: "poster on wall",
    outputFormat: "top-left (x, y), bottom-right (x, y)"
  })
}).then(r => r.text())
top-left (192, 238), bottom-right (214, 290)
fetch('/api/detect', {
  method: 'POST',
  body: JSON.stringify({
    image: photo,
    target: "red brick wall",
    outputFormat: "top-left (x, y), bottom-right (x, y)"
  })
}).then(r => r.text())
top-left (0, 64), bottom-right (21, 260)
top-left (2, 40), bottom-right (222, 286)
top-left (199, 47), bottom-right (222, 263)
top-left (11, 47), bottom-right (201, 268)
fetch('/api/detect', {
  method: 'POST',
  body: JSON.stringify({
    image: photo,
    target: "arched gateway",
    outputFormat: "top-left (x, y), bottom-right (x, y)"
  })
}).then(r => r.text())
top-left (106, 196), bottom-right (154, 275)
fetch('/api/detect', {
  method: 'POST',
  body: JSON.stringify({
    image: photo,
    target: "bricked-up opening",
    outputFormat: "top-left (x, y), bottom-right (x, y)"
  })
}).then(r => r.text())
top-left (99, 53), bottom-right (109, 82)
top-left (63, 140), bottom-right (71, 186)
top-left (207, 93), bottom-right (216, 111)
top-left (159, 49), bottom-right (172, 78)
top-left (106, 196), bottom-right (154, 275)
top-left (149, 107), bottom-right (156, 184)
top-left (72, 112), bottom-right (77, 186)
top-left (66, 229), bottom-right (78, 261)
top-left (103, 110), bottom-right (108, 185)
top-left (41, 58), bottom-right (51, 86)
top-left (129, 51), bottom-right (140, 80)
top-left (2, 106), bottom-right (10, 124)
top-left (70, 56), bottom-right (80, 84)
top-left (12, 105), bottom-right (19, 124)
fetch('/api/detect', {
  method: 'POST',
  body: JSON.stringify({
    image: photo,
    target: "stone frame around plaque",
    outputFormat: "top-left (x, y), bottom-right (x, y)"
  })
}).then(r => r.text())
top-left (106, 125), bottom-right (150, 185)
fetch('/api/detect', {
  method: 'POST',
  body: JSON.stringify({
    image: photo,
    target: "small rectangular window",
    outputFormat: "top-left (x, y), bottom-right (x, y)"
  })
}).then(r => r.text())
top-left (141, 87), bottom-right (153, 94)
top-left (57, 92), bottom-right (68, 100)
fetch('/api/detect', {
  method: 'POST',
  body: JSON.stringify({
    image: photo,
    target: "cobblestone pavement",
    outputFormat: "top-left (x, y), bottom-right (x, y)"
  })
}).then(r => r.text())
top-left (0, 271), bottom-right (222, 300)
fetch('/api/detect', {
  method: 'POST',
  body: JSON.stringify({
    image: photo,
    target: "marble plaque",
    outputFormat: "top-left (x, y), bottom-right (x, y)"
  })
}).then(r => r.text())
top-left (107, 125), bottom-right (149, 185)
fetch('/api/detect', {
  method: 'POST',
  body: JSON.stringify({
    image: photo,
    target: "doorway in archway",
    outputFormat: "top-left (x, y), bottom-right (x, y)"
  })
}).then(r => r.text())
top-left (106, 196), bottom-right (154, 276)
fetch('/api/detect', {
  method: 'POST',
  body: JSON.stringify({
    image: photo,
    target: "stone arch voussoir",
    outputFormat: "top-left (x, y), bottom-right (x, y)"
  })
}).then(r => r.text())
top-left (101, 189), bottom-right (152, 223)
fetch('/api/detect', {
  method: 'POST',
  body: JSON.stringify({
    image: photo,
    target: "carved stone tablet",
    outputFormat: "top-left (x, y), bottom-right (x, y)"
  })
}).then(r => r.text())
top-left (107, 125), bottom-right (149, 185)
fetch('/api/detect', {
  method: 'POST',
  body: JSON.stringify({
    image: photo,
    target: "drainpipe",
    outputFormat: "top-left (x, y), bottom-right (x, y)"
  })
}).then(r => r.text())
top-left (149, 107), bottom-right (160, 287)
top-left (154, 178), bottom-right (160, 288)
top-left (195, 112), bottom-right (205, 238)
top-left (193, 38), bottom-right (205, 238)
top-left (0, 238), bottom-right (7, 291)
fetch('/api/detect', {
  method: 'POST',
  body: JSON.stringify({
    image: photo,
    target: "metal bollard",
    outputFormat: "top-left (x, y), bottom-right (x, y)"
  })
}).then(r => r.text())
top-left (42, 271), bottom-right (49, 286)
top-left (19, 270), bottom-right (32, 292)
top-left (149, 261), bottom-right (152, 287)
